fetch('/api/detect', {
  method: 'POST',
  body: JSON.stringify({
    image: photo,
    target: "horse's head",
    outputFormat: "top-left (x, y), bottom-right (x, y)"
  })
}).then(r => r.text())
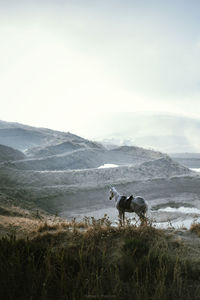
top-left (109, 186), bottom-right (115, 200)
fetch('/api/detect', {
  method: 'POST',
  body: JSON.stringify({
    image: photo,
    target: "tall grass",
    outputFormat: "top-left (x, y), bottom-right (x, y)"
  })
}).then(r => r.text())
top-left (0, 218), bottom-right (200, 300)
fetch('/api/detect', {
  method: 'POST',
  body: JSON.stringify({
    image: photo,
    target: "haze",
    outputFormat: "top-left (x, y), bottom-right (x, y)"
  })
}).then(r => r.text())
top-left (1, 0), bottom-right (200, 147)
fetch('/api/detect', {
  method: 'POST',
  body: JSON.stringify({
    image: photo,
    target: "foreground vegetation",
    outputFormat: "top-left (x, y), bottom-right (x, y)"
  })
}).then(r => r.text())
top-left (1, 217), bottom-right (200, 300)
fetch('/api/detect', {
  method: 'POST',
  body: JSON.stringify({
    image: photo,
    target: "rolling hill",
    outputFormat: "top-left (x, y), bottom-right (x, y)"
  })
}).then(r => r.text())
top-left (0, 144), bottom-right (25, 162)
top-left (0, 120), bottom-right (100, 152)
top-left (0, 120), bottom-right (198, 217)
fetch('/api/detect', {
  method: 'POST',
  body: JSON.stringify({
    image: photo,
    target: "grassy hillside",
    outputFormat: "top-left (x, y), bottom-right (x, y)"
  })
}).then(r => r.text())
top-left (1, 219), bottom-right (200, 300)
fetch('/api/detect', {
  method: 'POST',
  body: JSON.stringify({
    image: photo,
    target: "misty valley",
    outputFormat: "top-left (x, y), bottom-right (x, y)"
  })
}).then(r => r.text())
top-left (1, 120), bottom-right (200, 299)
top-left (0, 120), bottom-right (200, 229)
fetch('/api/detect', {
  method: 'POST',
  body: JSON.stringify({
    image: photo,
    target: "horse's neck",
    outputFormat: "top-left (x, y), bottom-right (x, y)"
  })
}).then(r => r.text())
top-left (113, 190), bottom-right (121, 202)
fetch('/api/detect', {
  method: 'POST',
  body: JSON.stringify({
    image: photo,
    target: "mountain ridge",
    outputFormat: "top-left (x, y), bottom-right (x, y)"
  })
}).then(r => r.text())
top-left (0, 119), bottom-right (166, 170)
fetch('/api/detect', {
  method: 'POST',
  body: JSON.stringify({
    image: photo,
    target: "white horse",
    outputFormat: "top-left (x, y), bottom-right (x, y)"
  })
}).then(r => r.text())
top-left (109, 186), bottom-right (148, 225)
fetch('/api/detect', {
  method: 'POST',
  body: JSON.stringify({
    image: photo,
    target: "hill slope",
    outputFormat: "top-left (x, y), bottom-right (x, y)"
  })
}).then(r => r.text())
top-left (0, 120), bottom-right (101, 152)
top-left (0, 144), bottom-right (25, 162)
top-left (0, 155), bottom-right (195, 214)
top-left (170, 153), bottom-right (200, 168)
top-left (4, 146), bottom-right (165, 171)
top-left (0, 120), bottom-right (197, 218)
top-left (0, 120), bottom-right (166, 170)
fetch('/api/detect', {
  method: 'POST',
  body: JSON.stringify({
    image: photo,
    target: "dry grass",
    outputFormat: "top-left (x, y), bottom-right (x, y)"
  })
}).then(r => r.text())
top-left (1, 216), bottom-right (200, 299)
top-left (37, 221), bottom-right (60, 232)
top-left (190, 222), bottom-right (200, 236)
top-left (0, 215), bottom-right (41, 237)
top-left (36, 214), bottom-right (113, 233)
top-left (0, 205), bottom-right (61, 238)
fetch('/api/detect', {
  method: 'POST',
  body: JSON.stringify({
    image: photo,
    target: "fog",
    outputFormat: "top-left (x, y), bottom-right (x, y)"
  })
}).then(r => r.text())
top-left (74, 112), bottom-right (200, 153)
top-left (1, 0), bottom-right (200, 139)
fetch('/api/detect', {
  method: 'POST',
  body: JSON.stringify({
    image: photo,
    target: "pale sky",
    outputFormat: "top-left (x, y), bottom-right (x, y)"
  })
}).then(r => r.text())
top-left (1, 0), bottom-right (200, 138)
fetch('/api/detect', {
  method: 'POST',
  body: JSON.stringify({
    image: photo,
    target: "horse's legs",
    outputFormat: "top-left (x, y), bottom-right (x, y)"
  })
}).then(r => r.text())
top-left (139, 210), bottom-right (147, 226)
top-left (122, 211), bottom-right (125, 225)
top-left (118, 210), bottom-right (125, 226)
top-left (118, 211), bottom-right (123, 226)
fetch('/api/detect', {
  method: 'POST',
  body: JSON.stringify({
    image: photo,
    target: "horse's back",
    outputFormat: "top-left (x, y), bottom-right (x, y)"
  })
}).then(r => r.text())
top-left (131, 196), bottom-right (148, 215)
top-left (117, 195), bottom-right (147, 211)
top-left (133, 196), bottom-right (146, 206)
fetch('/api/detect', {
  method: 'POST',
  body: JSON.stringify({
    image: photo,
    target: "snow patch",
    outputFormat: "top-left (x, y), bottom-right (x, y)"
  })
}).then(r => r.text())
top-left (158, 206), bottom-right (200, 214)
top-left (154, 218), bottom-right (200, 229)
top-left (98, 164), bottom-right (119, 169)
top-left (191, 168), bottom-right (200, 172)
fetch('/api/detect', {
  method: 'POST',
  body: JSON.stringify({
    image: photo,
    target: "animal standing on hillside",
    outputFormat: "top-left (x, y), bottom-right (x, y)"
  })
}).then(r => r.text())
top-left (109, 186), bottom-right (148, 225)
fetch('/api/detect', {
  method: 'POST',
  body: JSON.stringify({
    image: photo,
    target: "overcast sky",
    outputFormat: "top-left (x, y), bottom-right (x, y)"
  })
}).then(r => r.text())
top-left (1, 0), bottom-right (200, 137)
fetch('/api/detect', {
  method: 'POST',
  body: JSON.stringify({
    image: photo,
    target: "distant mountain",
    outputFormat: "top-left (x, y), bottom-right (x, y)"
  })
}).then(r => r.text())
top-left (93, 113), bottom-right (200, 153)
top-left (133, 135), bottom-right (195, 153)
top-left (0, 120), bottom-right (166, 171)
top-left (170, 153), bottom-right (200, 158)
top-left (170, 153), bottom-right (200, 168)
top-left (0, 128), bottom-right (50, 151)
top-left (0, 144), bottom-right (25, 162)
top-left (0, 120), bottom-right (103, 152)
top-left (25, 140), bottom-right (104, 157)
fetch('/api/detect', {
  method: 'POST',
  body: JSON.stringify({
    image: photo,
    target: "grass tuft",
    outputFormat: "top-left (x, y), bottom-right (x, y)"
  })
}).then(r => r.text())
top-left (190, 222), bottom-right (200, 236)
top-left (37, 221), bottom-right (60, 232)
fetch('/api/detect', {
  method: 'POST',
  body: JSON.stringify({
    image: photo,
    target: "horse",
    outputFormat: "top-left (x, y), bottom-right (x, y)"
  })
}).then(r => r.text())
top-left (109, 186), bottom-right (148, 225)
